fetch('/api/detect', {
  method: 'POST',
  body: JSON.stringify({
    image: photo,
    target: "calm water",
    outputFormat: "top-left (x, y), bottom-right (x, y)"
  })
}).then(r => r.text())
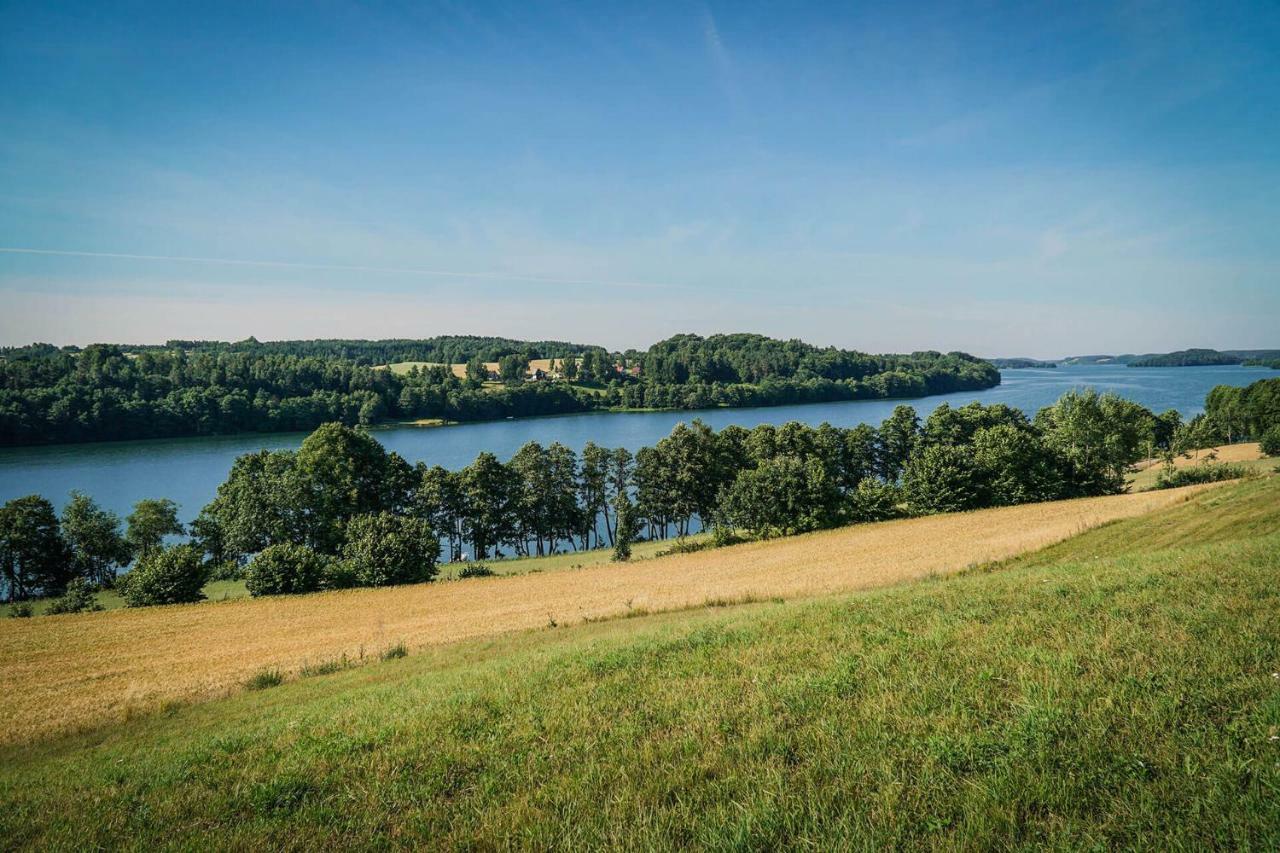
top-left (0, 364), bottom-right (1267, 524)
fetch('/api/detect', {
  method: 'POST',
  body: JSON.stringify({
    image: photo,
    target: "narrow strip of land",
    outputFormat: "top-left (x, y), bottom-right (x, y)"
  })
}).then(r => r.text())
top-left (0, 484), bottom-right (1211, 744)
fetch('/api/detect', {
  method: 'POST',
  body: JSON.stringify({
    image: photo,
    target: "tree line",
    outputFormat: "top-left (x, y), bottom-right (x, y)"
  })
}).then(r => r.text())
top-left (12, 376), bottom-right (1277, 612)
top-left (0, 334), bottom-right (999, 446)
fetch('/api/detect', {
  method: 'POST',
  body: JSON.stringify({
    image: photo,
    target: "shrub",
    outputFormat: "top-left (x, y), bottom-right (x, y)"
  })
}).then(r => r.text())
top-left (1261, 425), bottom-right (1280, 457)
top-left (245, 544), bottom-right (330, 597)
top-left (846, 480), bottom-right (906, 523)
top-left (9, 603), bottom-right (33, 618)
top-left (299, 656), bottom-right (353, 677)
top-left (902, 444), bottom-right (986, 514)
top-left (320, 559), bottom-right (359, 590)
top-left (457, 562), bottom-right (495, 579)
top-left (117, 544), bottom-right (209, 607)
top-left (656, 537), bottom-right (712, 557)
top-left (1152, 462), bottom-right (1251, 490)
top-left (340, 513), bottom-right (438, 587)
top-left (45, 578), bottom-right (103, 615)
top-left (245, 668), bottom-right (284, 690)
top-left (206, 559), bottom-right (245, 582)
top-left (380, 642), bottom-right (408, 661)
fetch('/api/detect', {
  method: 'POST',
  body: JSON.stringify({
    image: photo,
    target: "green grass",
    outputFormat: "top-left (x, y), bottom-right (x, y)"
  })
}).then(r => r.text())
top-left (1, 478), bottom-right (1278, 848)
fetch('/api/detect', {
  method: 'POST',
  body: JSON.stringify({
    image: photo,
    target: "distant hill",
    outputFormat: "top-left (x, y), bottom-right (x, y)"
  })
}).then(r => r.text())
top-left (1129, 348), bottom-right (1244, 367)
top-left (1055, 348), bottom-right (1280, 368)
top-left (990, 357), bottom-right (1057, 369)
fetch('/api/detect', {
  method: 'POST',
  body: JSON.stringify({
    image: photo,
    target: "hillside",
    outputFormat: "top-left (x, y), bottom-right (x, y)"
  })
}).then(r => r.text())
top-left (0, 484), bottom-right (1211, 744)
top-left (1, 476), bottom-right (1276, 848)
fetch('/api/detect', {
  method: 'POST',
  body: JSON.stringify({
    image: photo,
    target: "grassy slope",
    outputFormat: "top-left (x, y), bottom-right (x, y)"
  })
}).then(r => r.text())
top-left (2, 479), bottom-right (1278, 848)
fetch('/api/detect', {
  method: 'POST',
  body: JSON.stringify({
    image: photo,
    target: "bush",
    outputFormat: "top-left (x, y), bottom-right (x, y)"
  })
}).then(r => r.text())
top-left (320, 559), bottom-right (359, 590)
top-left (846, 480), bottom-right (906, 523)
top-left (245, 668), bottom-right (284, 690)
top-left (244, 544), bottom-right (330, 597)
top-left (117, 544), bottom-right (209, 607)
top-left (1153, 462), bottom-right (1251, 490)
top-left (1261, 425), bottom-right (1280, 457)
top-left (902, 444), bottom-right (986, 514)
top-left (457, 562), bottom-right (495, 579)
top-left (206, 559), bottom-right (245, 582)
top-left (340, 513), bottom-right (438, 587)
top-left (9, 603), bottom-right (33, 618)
top-left (45, 578), bottom-right (103, 615)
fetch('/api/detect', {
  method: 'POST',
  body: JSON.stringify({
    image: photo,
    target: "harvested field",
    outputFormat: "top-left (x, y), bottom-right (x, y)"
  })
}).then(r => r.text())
top-left (1133, 441), bottom-right (1262, 470)
top-left (0, 484), bottom-right (1213, 744)
top-left (1128, 442), bottom-right (1269, 490)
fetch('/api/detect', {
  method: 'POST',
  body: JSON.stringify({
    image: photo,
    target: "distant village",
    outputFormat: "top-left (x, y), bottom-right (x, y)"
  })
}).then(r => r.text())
top-left (441, 358), bottom-right (641, 382)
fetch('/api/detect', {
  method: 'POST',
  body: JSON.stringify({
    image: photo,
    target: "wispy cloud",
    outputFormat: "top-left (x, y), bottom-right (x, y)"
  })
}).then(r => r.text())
top-left (701, 6), bottom-right (743, 112)
top-left (0, 246), bottom-right (701, 294)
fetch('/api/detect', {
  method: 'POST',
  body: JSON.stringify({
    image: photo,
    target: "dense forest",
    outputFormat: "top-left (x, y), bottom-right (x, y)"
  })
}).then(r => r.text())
top-left (0, 334), bottom-right (998, 446)
top-left (1129, 348), bottom-right (1244, 367)
top-left (8, 377), bottom-right (1277, 608)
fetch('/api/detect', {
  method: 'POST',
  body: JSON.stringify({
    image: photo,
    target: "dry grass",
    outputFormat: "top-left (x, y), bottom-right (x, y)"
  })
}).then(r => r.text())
top-left (0, 484), bottom-right (1213, 745)
top-left (1132, 441), bottom-right (1262, 471)
top-left (1129, 442), bottom-right (1268, 490)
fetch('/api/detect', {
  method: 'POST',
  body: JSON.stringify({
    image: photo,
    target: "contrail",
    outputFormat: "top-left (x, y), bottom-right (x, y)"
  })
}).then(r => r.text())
top-left (0, 246), bottom-right (700, 293)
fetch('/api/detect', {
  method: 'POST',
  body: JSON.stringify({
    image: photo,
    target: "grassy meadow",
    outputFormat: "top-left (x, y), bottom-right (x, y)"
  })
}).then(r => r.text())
top-left (0, 476), bottom-right (1277, 848)
top-left (0, 484), bottom-right (1207, 744)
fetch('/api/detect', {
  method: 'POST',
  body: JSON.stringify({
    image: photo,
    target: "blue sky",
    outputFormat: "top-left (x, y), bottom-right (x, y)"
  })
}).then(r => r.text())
top-left (1, 0), bottom-right (1277, 357)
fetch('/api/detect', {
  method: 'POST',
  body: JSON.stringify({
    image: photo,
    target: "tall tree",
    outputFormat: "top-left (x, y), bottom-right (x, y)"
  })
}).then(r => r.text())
top-left (0, 495), bottom-right (71, 601)
top-left (459, 452), bottom-right (519, 559)
top-left (125, 498), bottom-right (185, 562)
top-left (876, 405), bottom-right (921, 481)
top-left (61, 491), bottom-right (130, 587)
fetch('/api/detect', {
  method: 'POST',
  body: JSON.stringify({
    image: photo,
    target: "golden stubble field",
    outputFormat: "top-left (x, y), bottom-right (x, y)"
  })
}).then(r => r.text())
top-left (0, 484), bottom-right (1212, 745)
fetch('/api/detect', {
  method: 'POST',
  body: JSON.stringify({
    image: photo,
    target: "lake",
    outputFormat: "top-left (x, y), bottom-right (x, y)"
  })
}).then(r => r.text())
top-left (0, 364), bottom-right (1268, 524)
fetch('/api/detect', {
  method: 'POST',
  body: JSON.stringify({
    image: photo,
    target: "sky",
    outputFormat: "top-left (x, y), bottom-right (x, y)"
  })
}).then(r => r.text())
top-left (1, 0), bottom-right (1278, 358)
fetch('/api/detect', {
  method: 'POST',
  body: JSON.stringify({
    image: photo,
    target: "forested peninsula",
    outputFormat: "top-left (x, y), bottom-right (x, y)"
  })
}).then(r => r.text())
top-left (0, 334), bottom-right (999, 447)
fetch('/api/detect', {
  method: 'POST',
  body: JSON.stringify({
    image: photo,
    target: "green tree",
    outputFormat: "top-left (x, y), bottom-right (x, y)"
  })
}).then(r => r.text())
top-left (459, 452), bottom-right (519, 558)
top-left (846, 480), bottom-right (904, 523)
top-left (498, 354), bottom-right (527, 384)
top-left (611, 491), bottom-right (637, 562)
top-left (292, 423), bottom-right (413, 553)
top-left (196, 450), bottom-right (301, 561)
top-left (465, 357), bottom-right (489, 383)
top-left (876, 405), bottom-right (920, 481)
top-left (340, 512), bottom-right (438, 587)
top-left (718, 455), bottom-right (839, 539)
top-left (902, 444), bottom-right (985, 514)
top-left (244, 543), bottom-right (330, 596)
top-left (60, 492), bottom-right (130, 588)
top-left (971, 424), bottom-right (1064, 506)
top-left (412, 465), bottom-right (465, 562)
top-left (125, 498), bottom-right (185, 562)
top-left (1260, 425), bottom-right (1280, 457)
top-left (577, 442), bottom-right (609, 548)
top-left (46, 577), bottom-right (103, 614)
top-left (0, 495), bottom-right (72, 601)
top-left (1035, 390), bottom-right (1153, 496)
top-left (117, 544), bottom-right (209, 607)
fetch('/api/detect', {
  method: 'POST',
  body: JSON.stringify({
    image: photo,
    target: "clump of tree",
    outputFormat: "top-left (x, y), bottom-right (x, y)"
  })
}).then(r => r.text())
top-left (116, 544), bottom-right (209, 607)
top-left (3, 384), bottom-right (1203, 611)
top-left (0, 334), bottom-right (1001, 447)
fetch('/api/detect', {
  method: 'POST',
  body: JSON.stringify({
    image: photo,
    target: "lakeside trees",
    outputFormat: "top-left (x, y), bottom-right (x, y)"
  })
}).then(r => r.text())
top-left (0, 335), bottom-right (999, 447)
top-left (9, 376), bottom-right (1276, 609)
